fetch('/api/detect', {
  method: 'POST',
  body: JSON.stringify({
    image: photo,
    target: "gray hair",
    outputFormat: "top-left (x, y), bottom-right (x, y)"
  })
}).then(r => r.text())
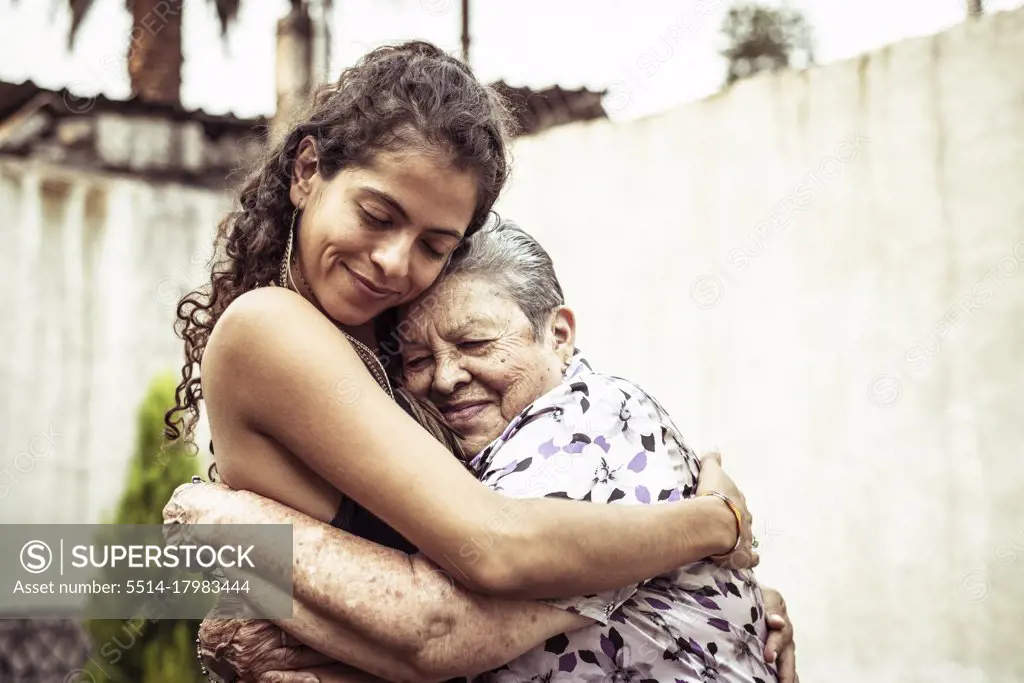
top-left (445, 217), bottom-right (565, 337)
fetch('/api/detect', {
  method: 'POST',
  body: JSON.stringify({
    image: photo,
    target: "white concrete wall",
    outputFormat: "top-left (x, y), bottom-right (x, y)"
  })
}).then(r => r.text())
top-left (494, 8), bottom-right (1024, 683)
top-left (0, 160), bottom-right (221, 527)
top-left (1, 7), bottom-right (1022, 679)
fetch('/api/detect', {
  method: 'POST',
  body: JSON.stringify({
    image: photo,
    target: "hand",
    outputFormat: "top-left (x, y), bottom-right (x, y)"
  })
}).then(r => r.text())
top-left (163, 480), bottom-right (234, 526)
top-left (761, 586), bottom-right (798, 683)
top-left (695, 451), bottom-right (758, 569)
top-left (258, 664), bottom-right (386, 683)
top-left (256, 672), bottom-right (321, 683)
top-left (198, 617), bottom-right (332, 682)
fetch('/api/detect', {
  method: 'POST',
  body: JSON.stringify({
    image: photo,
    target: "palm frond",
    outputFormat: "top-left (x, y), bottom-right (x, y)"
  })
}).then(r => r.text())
top-left (67, 0), bottom-right (99, 46)
top-left (23, 0), bottom-right (266, 48)
top-left (13, 0), bottom-right (100, 47)
top-left (211, 0), bottom-right (242, 35)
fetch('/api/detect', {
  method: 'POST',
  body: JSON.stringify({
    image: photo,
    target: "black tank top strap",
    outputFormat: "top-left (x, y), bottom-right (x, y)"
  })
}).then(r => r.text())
top-left (329, 495), bottom-right (358, 530)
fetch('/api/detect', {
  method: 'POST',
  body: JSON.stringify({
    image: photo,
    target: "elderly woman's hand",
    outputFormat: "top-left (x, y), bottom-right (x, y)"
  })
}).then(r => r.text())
top-left (761, 586), bottom-right (798, 683)
top-left (198, 617), bottom-right (332, 682)
top-left (256, 666), bottom-right (389, 683)
top-left (163, 480), bottom-right (235, 526)
top-left (695, 451), bottom-right (758, 569)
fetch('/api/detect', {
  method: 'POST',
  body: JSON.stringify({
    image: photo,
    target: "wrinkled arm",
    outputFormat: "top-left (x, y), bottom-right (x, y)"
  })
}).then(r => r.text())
top-left (198, 574), bottom-right (430, 682)
top-left (203, 289), bottom-right (738, 598)
top-left (196, 490), bottom-right (590, 681)
top-left (278, 589), bottom-right (586, 682)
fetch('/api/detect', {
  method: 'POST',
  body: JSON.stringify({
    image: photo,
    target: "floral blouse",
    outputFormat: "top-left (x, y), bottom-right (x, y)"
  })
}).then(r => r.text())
top-left (468, 352), bottom-right (778, 683)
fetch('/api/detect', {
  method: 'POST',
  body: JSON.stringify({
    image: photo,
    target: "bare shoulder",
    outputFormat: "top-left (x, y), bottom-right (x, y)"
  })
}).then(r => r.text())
top-left (207, 288), bottom-right (324, 360)
top-left (201, 287), bottom-right (372, 422)
top-left (201, 287), bottom-right (366, 404)
top-left (217, 286), bottom-right (316, 334)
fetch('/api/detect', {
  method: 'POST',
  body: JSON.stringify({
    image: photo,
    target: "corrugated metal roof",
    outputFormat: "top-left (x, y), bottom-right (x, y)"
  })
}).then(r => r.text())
top-left (0, 78), bottom-right (607, 141)
top-left (0, 79), bottom-right (265, 130)
top-left (0, 77), bottom-right (608, 185)
top-left (492, 81), bottom-right (608, 136)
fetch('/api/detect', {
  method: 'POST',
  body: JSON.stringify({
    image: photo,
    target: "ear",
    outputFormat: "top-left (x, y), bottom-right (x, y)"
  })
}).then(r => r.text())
top-left (548, 306), bottom-right (576, 361)
top-left (289, 135), bottom-right (320, 209)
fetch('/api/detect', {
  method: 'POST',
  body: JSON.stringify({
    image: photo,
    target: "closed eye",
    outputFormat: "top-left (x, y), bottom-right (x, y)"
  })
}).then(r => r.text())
top-left (405, 356), bottom-right (433, 370)
top-left (458, 340), bottom-right (491, 350)
top-left (421, 240), bottom-right (446, 260)
top-left (360, 206), bottom-right (392, 228)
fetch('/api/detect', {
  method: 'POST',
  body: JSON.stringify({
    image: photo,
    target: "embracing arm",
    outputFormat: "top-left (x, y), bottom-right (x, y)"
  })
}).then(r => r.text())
top-left (281, 595), bottom-right (585, 682)
top-left (259, 590), bottom-right (798, 683)
top-left (204, 288), bottom-right (737, 598)
top-left (186, 485), bottom-right (589, 681)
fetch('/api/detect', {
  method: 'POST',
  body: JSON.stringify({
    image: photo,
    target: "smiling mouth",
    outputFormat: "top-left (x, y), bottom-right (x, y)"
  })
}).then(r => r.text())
top-left (440, 402), bottom-right (489, 424)
top-left (345, 264), bottom-right (395, 298)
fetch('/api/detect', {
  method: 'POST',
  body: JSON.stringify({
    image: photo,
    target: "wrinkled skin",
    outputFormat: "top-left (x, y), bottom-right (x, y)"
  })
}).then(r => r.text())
top-left (198, 587), bottom-right (798, 683)
top-left (197, 609), bottom-right (330, 682)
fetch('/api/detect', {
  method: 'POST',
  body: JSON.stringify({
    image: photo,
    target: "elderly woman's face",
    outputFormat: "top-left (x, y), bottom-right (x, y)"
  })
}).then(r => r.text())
top-left (399, 275), bottom-right (575, 455)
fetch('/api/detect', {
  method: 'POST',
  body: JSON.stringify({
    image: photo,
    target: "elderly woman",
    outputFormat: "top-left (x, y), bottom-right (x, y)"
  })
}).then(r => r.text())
top-left (167, 222), bottom-right (797, 683)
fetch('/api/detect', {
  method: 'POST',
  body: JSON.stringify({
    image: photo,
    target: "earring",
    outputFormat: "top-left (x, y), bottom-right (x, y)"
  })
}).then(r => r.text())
top-left (278, 205), bottom-right (301, 289)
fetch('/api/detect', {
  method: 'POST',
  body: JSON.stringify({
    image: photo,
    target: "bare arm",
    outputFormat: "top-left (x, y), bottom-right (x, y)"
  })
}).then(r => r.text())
top-left (203, 288), bottom-right (739, 598)
top-left (276, 589), bottom-right (586, 682)
top-left (178, 485), bottom-right (590, 681)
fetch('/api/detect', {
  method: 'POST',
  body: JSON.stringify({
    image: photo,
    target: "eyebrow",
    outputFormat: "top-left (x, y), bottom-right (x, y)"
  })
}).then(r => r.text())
top-left (453, 316), bottom-right (499, 332)
top-left (398, 316), bottom-right (499, 348)
top-left (361, 187), bottom-right (465, 240)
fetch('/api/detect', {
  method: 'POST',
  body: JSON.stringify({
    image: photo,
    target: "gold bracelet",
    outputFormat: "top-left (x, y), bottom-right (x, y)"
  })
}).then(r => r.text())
top-left (701, 490), bottom-right (743, 557)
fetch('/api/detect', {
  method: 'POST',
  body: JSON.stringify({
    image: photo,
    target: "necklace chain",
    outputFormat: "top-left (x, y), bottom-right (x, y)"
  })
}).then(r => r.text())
top-left (280, 227), bottom-right (394, 400)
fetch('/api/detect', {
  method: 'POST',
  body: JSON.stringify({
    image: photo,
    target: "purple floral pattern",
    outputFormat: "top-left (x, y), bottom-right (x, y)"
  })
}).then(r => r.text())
top-left (468, 353), bottom-right (778, 683)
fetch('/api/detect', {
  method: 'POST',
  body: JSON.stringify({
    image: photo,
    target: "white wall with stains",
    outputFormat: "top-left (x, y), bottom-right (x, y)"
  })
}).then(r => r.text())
top-left (495, 8), bottom-right (1024, 682)
top-left (0, 160), bottom-right (222, 527)
top-left (1, 7), bottom-right (1022, 680)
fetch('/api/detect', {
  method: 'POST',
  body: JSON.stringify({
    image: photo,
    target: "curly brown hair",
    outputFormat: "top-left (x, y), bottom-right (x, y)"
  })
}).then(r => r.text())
top-left (164, 41), bottom-right (513, 450)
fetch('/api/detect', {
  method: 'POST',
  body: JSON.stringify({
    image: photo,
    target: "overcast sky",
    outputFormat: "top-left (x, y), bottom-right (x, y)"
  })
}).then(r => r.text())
top-left (1, 0), bottom-right (1022, 120)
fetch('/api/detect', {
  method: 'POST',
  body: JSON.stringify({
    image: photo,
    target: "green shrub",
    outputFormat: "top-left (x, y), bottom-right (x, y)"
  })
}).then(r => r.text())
top-left (79, 373), bottom-right (204, 683)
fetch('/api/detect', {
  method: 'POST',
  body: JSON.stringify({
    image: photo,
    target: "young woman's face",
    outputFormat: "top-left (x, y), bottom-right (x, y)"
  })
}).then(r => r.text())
top-left (290, 144), bottom-right (478, 327)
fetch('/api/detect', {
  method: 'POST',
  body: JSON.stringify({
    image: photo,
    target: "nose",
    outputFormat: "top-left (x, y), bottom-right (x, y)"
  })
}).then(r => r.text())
top-left (370, 233), bottom-right (413, 283)
top-left (431, 353), bottom-right (471, 396)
